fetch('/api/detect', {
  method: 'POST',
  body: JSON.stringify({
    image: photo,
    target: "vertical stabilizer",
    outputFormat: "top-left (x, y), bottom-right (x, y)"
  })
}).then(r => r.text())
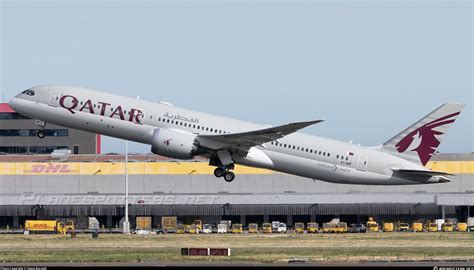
top-left (382, 103), bottom-right (464, 166)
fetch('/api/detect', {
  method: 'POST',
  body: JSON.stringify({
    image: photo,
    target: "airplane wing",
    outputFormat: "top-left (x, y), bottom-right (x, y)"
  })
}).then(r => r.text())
top-left (196, 120), bottom-right (324, 150)
top-left (391, 168), bottom-right (453, 177)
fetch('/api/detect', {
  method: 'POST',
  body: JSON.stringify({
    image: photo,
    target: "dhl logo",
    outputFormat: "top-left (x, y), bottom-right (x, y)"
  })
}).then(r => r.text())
top-left (24, 164), bottom-right (79, 174)
top-left (31, 223), bottom-right (53, 228)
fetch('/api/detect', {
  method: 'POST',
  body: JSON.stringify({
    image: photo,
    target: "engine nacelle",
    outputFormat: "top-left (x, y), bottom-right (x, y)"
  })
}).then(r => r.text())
top-left (151, 128), bottom-right (198, 159)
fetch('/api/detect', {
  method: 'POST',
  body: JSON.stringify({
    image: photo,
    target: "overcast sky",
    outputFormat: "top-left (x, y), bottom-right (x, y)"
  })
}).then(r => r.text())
top-left (1, 0), bottom-right (472, 154)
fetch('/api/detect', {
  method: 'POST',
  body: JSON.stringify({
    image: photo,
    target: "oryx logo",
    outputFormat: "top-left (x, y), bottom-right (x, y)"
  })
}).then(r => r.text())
top-left (163, 139), bottom-right (172, 146)
top-left (396, 112), bottom-right (460, 165)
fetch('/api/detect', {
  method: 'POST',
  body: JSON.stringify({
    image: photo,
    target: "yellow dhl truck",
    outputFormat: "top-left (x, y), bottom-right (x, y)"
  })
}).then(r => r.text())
top-left (426, 222), bottom-right (439, 232)
top-left (176, 224), bottom-right (185, 234)
top-left (442, 222), bottom-right (454, 232)
top-left (336, 222), bottom-right (348, 233)
top-left (248, 223), bottom-right (258, 233)
top-left (232, 223), bottom-right (243, 233)
top-left (322, 222), bottom-right (338, 233)
top-left (25, 220), bottom-right (75, 234)
top-left (307, 223), bottom-right (319, 233)
top-left (412, 222), bottom-right (423, 232)
top-left (262, 223), bottom-right (272, 233)
top-left (383, 222), bottom-right (394, 232)
top-left (456, 223), bottom-right (467, 232)
top-left (294, 223), bottom-right (305, 233)
top-left (366, 218), bottom-right (379, 232)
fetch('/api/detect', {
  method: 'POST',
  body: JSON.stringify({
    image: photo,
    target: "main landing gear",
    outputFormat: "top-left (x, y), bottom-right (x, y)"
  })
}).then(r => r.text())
top-left (213, 167), bottom-right (236, 182)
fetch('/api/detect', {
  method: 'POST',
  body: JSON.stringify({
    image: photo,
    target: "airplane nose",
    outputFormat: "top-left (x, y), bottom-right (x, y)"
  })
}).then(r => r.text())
top-left (8, 97), bottom-right (17, 111)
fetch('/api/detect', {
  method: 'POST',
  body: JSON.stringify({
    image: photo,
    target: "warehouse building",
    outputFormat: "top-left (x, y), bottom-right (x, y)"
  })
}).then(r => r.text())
top-left (0, 103), bottom-right (100, 154)
top-left (0, 153), bottom-right (472, 228)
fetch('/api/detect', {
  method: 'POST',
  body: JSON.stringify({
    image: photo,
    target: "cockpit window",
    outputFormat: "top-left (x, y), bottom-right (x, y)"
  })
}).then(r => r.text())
top-left (21, 90), bottom-right (35, 96)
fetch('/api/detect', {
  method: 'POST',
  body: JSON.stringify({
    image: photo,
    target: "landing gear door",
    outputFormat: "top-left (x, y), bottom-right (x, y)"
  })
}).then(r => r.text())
top-left (48, 92), bottom-right (60, 107)
top-left (357, 156), bottom-right (368, 171)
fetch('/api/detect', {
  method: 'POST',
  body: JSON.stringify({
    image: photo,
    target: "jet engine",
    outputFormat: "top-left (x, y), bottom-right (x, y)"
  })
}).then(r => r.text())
top-left (151, 128), bottom-right (198, 159)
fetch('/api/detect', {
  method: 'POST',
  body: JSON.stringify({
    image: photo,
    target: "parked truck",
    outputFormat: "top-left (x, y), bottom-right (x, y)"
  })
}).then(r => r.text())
top-left (366, 217), bottom-right (379, 232)
top-left (136, 216), bottom-right (152, 230)
top-left (467, 217), bottom-right (474, 231)
top-left (232, 223), bottom-right (243, 233)
top-left (442, 222), bottom-right (454, 232)
top-left (426, 222), bottom-right (439, 232)
top-left (248, 223), bottom-right (258, 233)
top-left (203, 224), bottom-right (213, 234)
top-left (217, 223), bottom-right (227, 234)
top-left (262, 223), bottom-right (272, 233)
top-left (162, 216), bottom-right (178, 233)
top-left (383, 222), bottom-right (394, 232)
top-left (322, 222), bottom-right (337, 233)
top-left (25, 220), bottom-right (75, 235)
top-left (294, 223), bottom-right (305, 233)
top-left (220, 220), bottom-right (232, 232)
top-left (307, 223), bottom-right (319, 233)
top-left (412, 222), bottom-right (423, 232)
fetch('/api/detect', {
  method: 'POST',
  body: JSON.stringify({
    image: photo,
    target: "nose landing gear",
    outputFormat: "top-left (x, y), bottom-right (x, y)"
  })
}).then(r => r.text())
top-left (35, 120), bottom-right (47, 139)
top-left (37, 130), bottom-right (45, 139)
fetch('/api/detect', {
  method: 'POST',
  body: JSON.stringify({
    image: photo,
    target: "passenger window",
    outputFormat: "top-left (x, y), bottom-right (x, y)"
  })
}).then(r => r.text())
top-left (193, 125), bottom-right (196, 128)
top-left (310, 150), bottom-right (313, 153)
top-left (284, 144), bottom-right (287, 148)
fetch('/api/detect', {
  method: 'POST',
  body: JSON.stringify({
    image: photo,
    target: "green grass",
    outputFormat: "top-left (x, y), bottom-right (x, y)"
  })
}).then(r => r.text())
top-left (0, 233), bottom-right (473, 263)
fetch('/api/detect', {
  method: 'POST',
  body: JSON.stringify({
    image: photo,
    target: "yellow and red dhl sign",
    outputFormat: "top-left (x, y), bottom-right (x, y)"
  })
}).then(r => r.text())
top-left (0, 162), bottom-right (274, 175)
top-left (0, 161), bottom-right (471, 175)
top-left (24, 164), bottom-right (79, 174)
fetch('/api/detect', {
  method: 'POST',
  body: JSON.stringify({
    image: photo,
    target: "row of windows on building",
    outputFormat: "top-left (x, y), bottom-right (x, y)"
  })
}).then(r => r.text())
top-left (270, 141), bottom-right (350, 161)
top-left (0, 146), bottom-right (69, 154)
top-left (0, 113), bottom-right (30, 120)
top-left (0, 129), bottom-right (68, 137)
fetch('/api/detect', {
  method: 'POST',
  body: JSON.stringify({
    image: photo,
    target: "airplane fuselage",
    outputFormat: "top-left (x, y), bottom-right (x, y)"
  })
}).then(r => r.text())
top-left (9, 85), bottom-right (447, 185)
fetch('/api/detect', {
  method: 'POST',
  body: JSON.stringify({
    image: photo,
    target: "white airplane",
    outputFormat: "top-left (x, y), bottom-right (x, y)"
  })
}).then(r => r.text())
top-left (9, 85), bottom-right (464, 185)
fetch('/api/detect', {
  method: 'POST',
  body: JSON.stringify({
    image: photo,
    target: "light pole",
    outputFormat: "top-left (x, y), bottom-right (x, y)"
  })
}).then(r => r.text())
top-left (123, 140), bottom-right (130, 234)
